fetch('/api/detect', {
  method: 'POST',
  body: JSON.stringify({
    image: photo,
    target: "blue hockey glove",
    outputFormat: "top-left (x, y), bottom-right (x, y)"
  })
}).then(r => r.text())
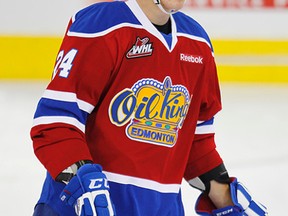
top-left (195, 178), bottom-right (268, 216)
top-left (60, 164), bottom-right (116, 216)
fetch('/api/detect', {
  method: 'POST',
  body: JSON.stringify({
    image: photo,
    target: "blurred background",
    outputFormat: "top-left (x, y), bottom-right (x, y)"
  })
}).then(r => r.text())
top-left (1, 0), bottom-right (287, 215)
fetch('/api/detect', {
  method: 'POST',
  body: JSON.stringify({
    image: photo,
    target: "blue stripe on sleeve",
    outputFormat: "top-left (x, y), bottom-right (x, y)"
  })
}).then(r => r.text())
top-left (34, 98), bottom-right (89, 125)
top-left (197, 117), bottom-right (214, 127)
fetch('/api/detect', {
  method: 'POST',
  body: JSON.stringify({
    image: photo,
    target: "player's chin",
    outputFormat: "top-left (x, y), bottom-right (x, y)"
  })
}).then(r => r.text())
top-left (163, 0), bottom-right (186, 12)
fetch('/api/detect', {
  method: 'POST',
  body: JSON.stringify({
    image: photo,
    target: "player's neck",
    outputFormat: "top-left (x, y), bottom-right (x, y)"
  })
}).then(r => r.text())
top-left (153, 18), bottom-right (171, 35)
top-left (136, 0), bottom-right (170, 25)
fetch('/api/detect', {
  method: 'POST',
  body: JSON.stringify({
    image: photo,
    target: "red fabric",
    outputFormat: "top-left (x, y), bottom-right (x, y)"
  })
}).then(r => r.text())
top-left (31, 12), bottom-right (222, 184)
top-left (184, 134), bottom-right (223, 181)
top-left (31, 124), bottom-right (93, 179)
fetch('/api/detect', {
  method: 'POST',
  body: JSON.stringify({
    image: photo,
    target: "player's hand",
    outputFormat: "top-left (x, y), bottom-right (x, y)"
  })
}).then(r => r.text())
top-left (60, 164), bottom-right (116, 216)
top-left (195, 178), bottom-right (268, 216)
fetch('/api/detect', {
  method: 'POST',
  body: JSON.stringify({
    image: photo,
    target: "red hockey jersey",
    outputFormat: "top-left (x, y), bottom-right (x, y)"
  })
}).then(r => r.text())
top-left (31, 0), bottom-right (223, 215)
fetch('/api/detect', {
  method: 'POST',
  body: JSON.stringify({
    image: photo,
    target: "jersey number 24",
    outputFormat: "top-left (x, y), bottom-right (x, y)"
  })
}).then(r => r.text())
top-left (52, 49), bottom-right (78, 79)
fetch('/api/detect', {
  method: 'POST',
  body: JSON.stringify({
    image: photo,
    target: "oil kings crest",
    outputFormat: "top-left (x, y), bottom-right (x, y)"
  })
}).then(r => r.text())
top-left (109, 77), bottom-right (192, 147)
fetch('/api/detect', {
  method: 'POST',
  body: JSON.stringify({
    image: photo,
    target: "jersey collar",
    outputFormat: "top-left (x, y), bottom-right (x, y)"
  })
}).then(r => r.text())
top-left (126, 0), bottom-right (178, 52)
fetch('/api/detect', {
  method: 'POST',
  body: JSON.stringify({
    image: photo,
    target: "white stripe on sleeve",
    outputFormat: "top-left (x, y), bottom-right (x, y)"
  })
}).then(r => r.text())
top-left (42, 89), bottom-right (95, 114)
top-left (32, 116), bottom-right (85, 133)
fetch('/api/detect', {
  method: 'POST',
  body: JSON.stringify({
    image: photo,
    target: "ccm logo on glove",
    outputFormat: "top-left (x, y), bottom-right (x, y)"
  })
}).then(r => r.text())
top-left (60, 164), bottom-right (116, 216)
top-left (89, 178), bottom-right (109, 189)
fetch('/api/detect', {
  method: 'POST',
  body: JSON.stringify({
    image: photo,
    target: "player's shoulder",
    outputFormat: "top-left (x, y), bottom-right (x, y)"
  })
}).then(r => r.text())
top-left (69, 1), bottom-right (140, 34)
top-left (173, 11), bottom-right (212, 47)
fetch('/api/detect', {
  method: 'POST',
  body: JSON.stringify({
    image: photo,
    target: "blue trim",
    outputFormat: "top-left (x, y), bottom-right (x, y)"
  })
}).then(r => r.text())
top-left (36, 173), bottom-right (75, 215)
top-left (162, 33), bottom-right (173, 49)
top-left (173, 12), bottom-right (214, 52)
top-left (33, 203), bottom-right (59, 216)
top-left (109, 181), bottom-right (185, 216)
top-left (70, 1), bottom-right (141, 34)
top-left (34, 98), bottom-right (89, 125)
top-left (197, 117), bottom-right (214, 127)
top-left (36, 173), bottom-right (185, 216)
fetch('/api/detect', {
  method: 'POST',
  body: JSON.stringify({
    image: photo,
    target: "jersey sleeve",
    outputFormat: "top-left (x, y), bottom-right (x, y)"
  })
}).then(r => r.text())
top-left (184, 51), bottom-right (223, 181)
top-left (30, 14), bottom-right (115, 179)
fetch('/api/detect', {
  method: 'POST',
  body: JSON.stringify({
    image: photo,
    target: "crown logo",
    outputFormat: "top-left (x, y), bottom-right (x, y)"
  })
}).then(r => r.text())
top-left (109, 77), bottom-right (191, 147)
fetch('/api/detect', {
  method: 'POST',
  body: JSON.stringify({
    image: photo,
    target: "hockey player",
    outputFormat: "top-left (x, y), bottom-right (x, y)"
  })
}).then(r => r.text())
top-left (31, 0), bottom-right (268, 215)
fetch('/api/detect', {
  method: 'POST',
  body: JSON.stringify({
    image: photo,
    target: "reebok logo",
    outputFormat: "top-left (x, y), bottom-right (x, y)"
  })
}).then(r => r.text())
top-left (126, 37), bottom-right (153, 59)
top-left (180, 53), bottom-right (203, 64)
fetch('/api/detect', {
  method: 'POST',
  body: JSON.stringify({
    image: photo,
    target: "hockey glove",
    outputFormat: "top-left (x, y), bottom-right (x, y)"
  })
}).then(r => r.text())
top-left (60, 164), bottom-right (115, 216)
top-left (195, 178), bottom-right (268, 216)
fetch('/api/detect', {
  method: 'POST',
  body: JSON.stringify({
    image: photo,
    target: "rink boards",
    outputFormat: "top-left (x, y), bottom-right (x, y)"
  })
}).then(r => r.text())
top-left (1, 36), bottom-right (288, 83)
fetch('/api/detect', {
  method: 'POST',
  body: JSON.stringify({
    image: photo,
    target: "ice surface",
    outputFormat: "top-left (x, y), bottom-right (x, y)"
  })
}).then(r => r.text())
top-left (0, 81), bottom-right (287, 215)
